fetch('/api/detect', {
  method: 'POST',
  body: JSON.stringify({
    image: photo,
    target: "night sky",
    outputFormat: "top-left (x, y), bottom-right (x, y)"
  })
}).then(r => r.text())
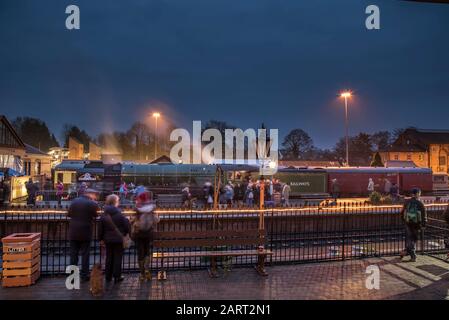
top-left (1, 0), bottom-right (448, 148)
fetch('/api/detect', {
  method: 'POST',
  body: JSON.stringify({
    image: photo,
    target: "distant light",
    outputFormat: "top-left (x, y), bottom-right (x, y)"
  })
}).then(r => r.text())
top-left (340, 91), bottom-right (352, 98)
top-left (153, 112), bottom-right (161, 118)
top-left (269, 160), bottom-right (277, 169)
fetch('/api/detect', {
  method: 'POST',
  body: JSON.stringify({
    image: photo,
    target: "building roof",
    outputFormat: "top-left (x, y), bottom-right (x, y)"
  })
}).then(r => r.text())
top-left (0, 115), bottom-right (26, 149)
top-left (384, 160), bottom-right (417, 168)
top-left (380, 144), bottom-right (427, 152)
top-left (324, 166), bottom-right (431, 174)
top-left (25, 143), bottom-right (51, 157)
top-left (402, 128), bottom-right (449, 146)
top-left (278, 160), bottom-right (340, 167)
top-left (150, 155), bottom-right (172, 164)
top-left (382, 128), bottom-right (449, 153)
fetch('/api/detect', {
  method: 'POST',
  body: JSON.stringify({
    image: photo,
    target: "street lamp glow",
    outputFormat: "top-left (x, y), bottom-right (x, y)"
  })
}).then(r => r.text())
top-left (152, 112), bottom-right (161, 160)
top-left (339, 90), bottom-right (352, 167)
top-left (340, 91), bottom-right (352, 98)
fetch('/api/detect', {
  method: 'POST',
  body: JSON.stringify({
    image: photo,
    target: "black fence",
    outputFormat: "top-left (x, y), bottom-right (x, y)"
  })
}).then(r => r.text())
top-left (1, 202), bottom-right (448, 275)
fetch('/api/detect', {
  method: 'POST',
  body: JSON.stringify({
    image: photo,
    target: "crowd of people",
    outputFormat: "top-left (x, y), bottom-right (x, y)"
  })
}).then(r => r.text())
top-left (199, 178), bottom-right (292, 208)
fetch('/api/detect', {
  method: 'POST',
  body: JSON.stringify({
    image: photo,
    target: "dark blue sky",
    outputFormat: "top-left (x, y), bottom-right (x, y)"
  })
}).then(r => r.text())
top-left (1, 0), bottom-right (448, 148)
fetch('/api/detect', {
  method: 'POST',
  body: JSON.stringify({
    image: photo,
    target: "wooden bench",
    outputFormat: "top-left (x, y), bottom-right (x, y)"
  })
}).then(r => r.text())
top-left (152, 229), bottom-right (272, 279)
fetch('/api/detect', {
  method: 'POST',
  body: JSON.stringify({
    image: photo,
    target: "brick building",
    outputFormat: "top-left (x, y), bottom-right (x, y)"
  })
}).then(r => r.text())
top-left (380, 128), bottom-right (449, 173)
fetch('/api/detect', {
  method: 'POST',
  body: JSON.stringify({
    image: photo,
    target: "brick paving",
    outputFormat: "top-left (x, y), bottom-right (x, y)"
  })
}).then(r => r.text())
top-left (1, 255), bottom-right (449, 300)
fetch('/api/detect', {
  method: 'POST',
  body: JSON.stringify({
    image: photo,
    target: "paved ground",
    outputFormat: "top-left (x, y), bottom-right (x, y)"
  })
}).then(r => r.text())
top-left (1, 255), bottom-right (449, 300)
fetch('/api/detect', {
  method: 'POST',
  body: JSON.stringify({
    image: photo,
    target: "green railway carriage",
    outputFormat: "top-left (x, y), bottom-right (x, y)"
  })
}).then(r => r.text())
top-left (120, 163), bottom-right (219, 188)
top-left (249, 167), bottom-right (328, 197)
top-left (273, 168), bottom-right (328, 197)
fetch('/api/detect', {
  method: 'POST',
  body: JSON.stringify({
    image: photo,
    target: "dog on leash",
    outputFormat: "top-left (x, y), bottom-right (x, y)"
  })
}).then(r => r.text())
top-left (90, 263), bottom-right (104, 297)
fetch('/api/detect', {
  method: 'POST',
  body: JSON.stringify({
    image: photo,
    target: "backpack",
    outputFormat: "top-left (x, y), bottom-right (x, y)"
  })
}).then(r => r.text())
top-left (404, 201), bottom-right (422, 224)
top-left (131, 212), bottom-right (154, 239)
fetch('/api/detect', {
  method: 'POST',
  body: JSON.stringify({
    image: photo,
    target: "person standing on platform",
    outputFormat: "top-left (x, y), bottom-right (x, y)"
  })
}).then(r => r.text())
top-left (367, 178), bottom-right (375, 195)
top-left (99, 194), bottom-right (130, 283)
top-left (131, 192), bottom-right (160, 281)
top-left (25, 178), bottom-right (38, 206)
top-left (68, 188), bottom-right (100, 281)
top-left (331, 179), bottom-right (340, 202)
top-left (384, 178), bottom-right (392, 196)
top-left (282, 183), bottom-right (291, 206)
top-left (400, 188), bottom-right (426, 262)
top-left (56, 180), bottom-right (64, 206)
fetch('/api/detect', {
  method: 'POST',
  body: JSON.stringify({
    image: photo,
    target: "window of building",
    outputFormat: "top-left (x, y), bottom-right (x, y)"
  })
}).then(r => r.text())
top-left (439, 156), bottom-right (446, 166)
top-left (24, 160), bottom-right (31, 175)
top-left (407, 154), bottom-right (412, 160)
top-left (419, 154), bottom-right (423, 161)
top-left (394, 154), bottom-right (399, 160)
top-left (34, 160), bottom-right (41, 175)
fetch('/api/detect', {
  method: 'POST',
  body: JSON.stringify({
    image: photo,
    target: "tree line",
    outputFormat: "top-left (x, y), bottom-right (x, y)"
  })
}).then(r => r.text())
top-left (11, 116), bottom-right (407, 166)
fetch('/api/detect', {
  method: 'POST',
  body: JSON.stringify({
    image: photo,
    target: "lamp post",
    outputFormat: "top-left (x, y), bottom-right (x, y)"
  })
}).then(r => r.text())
top-left (152, 112), bottom-right (160, 160)
top-left (340, 91), bottom-right (352, 167)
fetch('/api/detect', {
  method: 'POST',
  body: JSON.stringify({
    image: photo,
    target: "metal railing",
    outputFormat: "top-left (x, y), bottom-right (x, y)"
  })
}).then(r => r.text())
top-left (0, 202), bottom-right (448, 275)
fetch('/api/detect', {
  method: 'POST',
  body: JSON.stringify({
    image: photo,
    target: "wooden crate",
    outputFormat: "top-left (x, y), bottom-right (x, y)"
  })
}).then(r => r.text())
top-left (2, 233), bottom-right (41, 288)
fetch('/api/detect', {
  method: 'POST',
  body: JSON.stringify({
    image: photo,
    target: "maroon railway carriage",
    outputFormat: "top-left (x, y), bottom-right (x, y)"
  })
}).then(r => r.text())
top-left (325, 167), bottom-right (433, 197)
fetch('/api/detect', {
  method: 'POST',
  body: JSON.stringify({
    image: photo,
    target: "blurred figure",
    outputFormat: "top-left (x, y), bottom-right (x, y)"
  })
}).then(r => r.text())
top-left (56, 180), bottom-right (64, 206)
top-left (384, 178), bottom-right (392, 195)
top-left (119, 181), bottom-right (128, 202)
top-left (134, 185), bottom-right (146, 197)
top-left (245, 183), bottom-right (255, 207)
top-left (25, 178), bottom-right (38, 206)
top-left (0, 179), bottom-right (4, 208)
top-left (68, 188), bottom-right (100, 281)
top-left (132, 192), bottom-right (160, 281)
top-left (367, 178), bottom-right (375, 194)
top-left (181, 186), bottom-right (191, 207)
top-left (2, 179), bottom-right (10, 206)
top-left (203, 181), bottom-right (213, 209)
top-left (282, 183), bottom-right (291, 206)
top-left (234, 183), bottom-right (244, 206)
top-left (331, 178), bottom-right (340, 202)
top-left (78, 182), bottom-right (88, 196)
top-left (99, 194), bottom-right (130, 283)
top-left (390, 183), bottom-right (399, 202)
top-left (400, 188), bottom-right (426, 262)
top-left (225, 183), bottom-right (234, 206)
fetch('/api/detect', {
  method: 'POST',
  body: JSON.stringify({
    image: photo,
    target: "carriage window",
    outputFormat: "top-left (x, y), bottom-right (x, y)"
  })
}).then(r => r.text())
top-left (163, 175), bottom-right (177, 186)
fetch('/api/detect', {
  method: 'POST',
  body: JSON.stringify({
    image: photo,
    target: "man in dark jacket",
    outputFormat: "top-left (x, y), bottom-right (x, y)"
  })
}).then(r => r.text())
top-left (99, 194), bottom-right (130, 283)
top-left (400, 188), bottom-right (426, 262)
top-left (26, 178), bottom-right (38, 206)
top-left (68, 189), bottom-right (100, 281)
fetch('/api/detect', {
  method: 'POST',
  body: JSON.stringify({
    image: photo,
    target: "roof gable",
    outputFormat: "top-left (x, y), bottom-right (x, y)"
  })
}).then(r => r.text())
top-left (0, 115), bottom-right (26, 149)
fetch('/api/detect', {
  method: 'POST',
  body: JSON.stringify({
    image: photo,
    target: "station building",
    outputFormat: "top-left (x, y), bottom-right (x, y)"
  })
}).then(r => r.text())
top-left (0, 115), bottom-right (52, 178)
top-left (380, 128), bottom-right (449, 173)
